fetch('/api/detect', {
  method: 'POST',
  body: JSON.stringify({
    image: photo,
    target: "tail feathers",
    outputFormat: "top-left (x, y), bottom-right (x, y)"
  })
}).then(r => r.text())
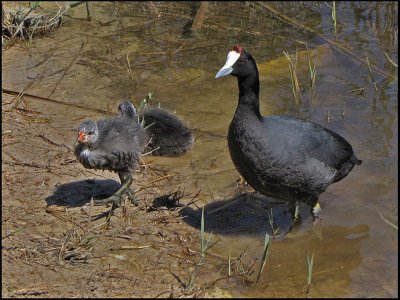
top-left (141, 107), bottom-right (194, 157)
top-left (351, 154), bottom-right (362, 165)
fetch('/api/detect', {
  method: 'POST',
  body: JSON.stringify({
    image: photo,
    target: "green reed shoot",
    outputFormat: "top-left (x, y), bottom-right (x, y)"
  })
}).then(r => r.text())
top-left (306, 44), bottom-right (318, 93)
top-left (137, 92), bottom-right (153, 115)
top-left (379, 213), bottom-right (398, 230)
top-left (283, 49), bottom-right (301, 105)
top-left (138, 92), bottom-right (154, 127)
top-left (185, 206), bottom-right (217, 292)
top-left (268, 208), bottom-right (280, 237)
top-left (365, 51), bottom-right (379, 93)
top-left (332, 1), bottom-right (337, 33)
top-left (306, 251), bottom-right (314, 296)
top-left (256, 232), bottom-right (270, 284)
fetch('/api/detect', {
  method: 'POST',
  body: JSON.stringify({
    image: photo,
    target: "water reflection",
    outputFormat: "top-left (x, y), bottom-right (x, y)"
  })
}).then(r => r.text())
top-left (238, 224), bottom-right (370, 297)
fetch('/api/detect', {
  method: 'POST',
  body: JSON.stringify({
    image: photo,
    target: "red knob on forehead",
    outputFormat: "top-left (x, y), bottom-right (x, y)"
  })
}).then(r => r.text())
top-left (233, 45), bottom-right (243, 53)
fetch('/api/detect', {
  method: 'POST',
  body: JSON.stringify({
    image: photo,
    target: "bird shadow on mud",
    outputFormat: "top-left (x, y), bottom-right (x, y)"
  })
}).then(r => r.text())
top-left (45, 179), bottom-right (120, 207)
top-left (178, 192), bottom-right (310, 237)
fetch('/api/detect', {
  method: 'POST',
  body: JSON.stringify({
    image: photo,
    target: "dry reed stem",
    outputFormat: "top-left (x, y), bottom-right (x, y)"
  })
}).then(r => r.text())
top-left (2, 88), bottom-right (109, 114)
top-left (48, 40), bottom-right (85, 97)
top-left (37, 134), bottom-right (72, 150)
top-left (110, 245), bottom-right (154, 251)
top-left (3, 160), bottom-right (56, 170)
top-left (9, 71), bottom-right (46, 110)
top-left (283, 49), bottom-right (302, 105)
top-left (384, 52), bottom-right (398, 68)
top-left (134, 174), bottom-right (173, 193)
top-left (365, 51), bottom-right (379, 93)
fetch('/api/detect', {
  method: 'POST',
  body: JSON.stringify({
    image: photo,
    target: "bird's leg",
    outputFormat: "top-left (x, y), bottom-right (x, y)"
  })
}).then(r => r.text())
top-left (309, 201), bottom-right (323, 240)
top-left (119, 172), bottom-right (138, 206)
top-left (94, 173), bottom-right (133, 207)
top-left (125, 187), bottom-right (138, 205)
top-left (311, 202), bottom-right (322, 222)
top-left (288, 201), bottom-right (301, 232)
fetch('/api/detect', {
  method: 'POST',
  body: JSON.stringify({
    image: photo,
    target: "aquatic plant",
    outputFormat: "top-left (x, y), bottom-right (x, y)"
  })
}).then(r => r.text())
top-left (185, 206), bottom-right (217, 292)
top-left (306, 44), bottom-right (318, 94)
top-left (332, 1), bottom-right (337, 33)
top-left (256, 231), bottom-right (270, 284)
top-left (283, 49), bottom-right (302, 105)
top-left (306, 251), bottom-right (314, 297)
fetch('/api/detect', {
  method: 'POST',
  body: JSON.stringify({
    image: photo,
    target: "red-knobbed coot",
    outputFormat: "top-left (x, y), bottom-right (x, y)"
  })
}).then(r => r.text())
top-left (118, 101), bottom-right (194, 157)
top-left (215, 45), bottom-right (362, 223)
top-left (74, 114), bottom-right (148, 208)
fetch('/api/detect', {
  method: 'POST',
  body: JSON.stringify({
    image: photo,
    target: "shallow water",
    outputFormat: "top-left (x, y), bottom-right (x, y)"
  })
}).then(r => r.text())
top-left (2, 1), bottom-right (397, 297)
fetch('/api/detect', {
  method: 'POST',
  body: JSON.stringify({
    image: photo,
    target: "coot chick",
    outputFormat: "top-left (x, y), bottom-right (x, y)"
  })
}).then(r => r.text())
top-left (118, 101), bottom-right (194, 157)
top-left (215, 45), bottom-right (362, 222)
top-left (74, 115), bottom-right (148, 207)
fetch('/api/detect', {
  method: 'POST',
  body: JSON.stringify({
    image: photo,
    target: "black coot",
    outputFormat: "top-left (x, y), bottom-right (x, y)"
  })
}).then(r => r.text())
top-left (118, 101), bottom-right (194, 157)
top-left (215, 45), bottom-right (362, 222)
top-left (74, 113), bottom-right (148, 207)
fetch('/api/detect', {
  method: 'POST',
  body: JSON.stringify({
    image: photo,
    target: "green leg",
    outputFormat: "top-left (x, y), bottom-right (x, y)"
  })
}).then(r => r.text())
top-left (94, 176), bottom-right (133, 207)
top-left (288, 200), bottom-right (301, 232)
top-left (119, 172), bottom-right (138, 205)
top-left (126, 187), bottom-right (139, 205)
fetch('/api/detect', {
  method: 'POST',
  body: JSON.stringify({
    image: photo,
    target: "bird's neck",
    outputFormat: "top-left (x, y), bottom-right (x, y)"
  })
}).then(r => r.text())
top-left (74, 142), bottom-right (91, 160)
top-left (236, 74), bottom-right (261, 118)
top-left (76, 141), bottom-right (94, 153)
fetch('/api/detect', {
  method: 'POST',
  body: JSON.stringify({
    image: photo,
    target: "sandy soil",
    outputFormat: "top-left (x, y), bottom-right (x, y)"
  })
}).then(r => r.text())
top-left (1, 92), bottom-right (229, 298)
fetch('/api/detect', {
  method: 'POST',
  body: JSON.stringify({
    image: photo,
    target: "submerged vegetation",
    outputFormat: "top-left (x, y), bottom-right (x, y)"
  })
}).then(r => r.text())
top-left (256, 232), bottom-right (271, 284)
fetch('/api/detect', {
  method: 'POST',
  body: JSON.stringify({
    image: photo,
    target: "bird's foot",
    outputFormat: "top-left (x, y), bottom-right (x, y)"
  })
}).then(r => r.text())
top-left (94, 188), bottom-right (137, 207)
top-left (94, 193), bottom-right (124, 208)
top-left (94, 175), bottom-right (134, 208)
top-left (126, 188), bottom-right (139, 206)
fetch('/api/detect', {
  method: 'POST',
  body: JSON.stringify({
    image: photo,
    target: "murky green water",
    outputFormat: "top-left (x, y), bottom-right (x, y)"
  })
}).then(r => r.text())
top-left (2, 1), bottom-right (397, 297)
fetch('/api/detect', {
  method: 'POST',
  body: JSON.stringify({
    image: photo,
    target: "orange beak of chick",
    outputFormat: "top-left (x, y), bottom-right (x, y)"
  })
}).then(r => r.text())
top-left (78, 130), bottom-right (85, 142)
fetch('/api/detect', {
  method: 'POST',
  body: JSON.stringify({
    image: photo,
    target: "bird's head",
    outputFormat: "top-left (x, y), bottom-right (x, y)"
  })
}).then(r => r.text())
top-left (76, 120), bottom-right (98, 145)
top-left (215, 45), bottom-right (257, 79)
top-left (118, 100), bottom-right (138, 120)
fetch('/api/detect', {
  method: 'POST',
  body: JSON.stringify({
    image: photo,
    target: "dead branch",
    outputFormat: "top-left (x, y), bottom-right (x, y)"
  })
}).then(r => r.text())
top-left (191, 1), bottom-right (208, 31)
top-left (3, 159), bottom-right (56, 170)
top-left (37, 134), bottom-right (72, 150)
top-left (2, 88), bottom-right (109, 114)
